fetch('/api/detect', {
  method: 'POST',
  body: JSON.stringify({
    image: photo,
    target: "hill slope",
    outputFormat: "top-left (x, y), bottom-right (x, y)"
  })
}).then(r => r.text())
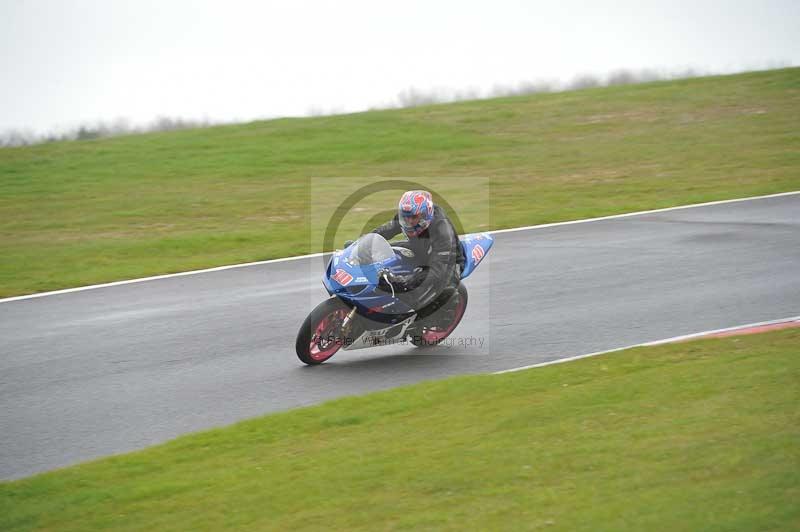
top-left (1, 68), bottom-right (798, 296)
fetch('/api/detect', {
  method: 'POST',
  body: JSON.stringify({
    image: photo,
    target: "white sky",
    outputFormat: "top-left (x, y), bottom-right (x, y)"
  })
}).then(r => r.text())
top-left (1, 0), bottom-right (798, 135)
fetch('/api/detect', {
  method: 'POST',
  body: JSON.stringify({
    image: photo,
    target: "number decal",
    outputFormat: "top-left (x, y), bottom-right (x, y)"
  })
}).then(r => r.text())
top-left (332, 269), bottom-right (353, 286)
top-left (471, 244), bottom-right (485, 263)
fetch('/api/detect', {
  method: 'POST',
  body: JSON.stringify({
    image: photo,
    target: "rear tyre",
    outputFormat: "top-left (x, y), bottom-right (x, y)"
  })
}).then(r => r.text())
top-left (296, 297), bottom-right (351, 365)
top-left (409, 284), bottom-right (468, 348)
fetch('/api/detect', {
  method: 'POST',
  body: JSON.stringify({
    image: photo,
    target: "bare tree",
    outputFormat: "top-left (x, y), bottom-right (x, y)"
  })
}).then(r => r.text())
top-left (569, 74), bottom-right (602, 90)
top-left (1, 65), bottom-right (785, 149)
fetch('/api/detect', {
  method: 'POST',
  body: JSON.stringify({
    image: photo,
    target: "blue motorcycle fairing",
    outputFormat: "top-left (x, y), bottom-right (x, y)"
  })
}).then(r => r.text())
top-left (459, 232), bottom-right (494, 279)
top-left (323, 245), bottom-right (416, 319)
top-left (322, 232), bottom-right (493, 320)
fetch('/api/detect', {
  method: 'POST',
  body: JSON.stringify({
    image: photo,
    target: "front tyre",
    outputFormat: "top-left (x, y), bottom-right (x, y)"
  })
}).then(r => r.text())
top-left (410, 283), bottom-right (468, 347)
top-left (296, 297), bottom-right (351, 365)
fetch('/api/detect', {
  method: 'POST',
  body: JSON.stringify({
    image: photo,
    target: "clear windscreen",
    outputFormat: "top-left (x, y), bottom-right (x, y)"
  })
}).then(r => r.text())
top-left (350, 233), bottom-right (394, 265)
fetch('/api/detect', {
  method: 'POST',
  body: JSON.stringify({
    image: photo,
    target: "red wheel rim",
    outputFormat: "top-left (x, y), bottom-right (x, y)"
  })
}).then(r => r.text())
top-left (421, 294), bottom-right (466, 344)
top-left (309, 308), bottom-right (348, 362)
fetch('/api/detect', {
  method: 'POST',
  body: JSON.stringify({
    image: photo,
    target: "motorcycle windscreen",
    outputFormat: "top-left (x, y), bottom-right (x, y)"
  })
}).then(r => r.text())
top-left (351, 233), bottom-right (394, 266)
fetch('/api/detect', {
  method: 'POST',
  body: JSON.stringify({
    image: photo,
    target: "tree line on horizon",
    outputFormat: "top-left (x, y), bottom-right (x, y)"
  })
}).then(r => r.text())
top-left (0, 65), bottom-right (785, 148)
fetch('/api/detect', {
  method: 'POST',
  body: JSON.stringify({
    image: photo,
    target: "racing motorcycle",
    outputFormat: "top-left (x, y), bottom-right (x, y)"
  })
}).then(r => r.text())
top-left (296, 231), bottom-right (493, 365)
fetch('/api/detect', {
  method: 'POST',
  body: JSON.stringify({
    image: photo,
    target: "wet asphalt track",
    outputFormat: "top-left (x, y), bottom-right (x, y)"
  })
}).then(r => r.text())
top-left (1, 193), bottom-right (798, 479)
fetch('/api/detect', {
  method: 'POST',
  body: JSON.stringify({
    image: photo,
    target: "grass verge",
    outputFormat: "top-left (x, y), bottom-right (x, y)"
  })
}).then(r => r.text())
top-left (1, 68), bottom-right (799, 296)
top-left (1, 328), bottom-right (798, 531)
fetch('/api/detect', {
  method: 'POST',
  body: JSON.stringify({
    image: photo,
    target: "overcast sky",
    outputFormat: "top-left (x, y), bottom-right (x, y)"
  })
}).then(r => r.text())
top-left (1, 0), bottom-right (798, 135)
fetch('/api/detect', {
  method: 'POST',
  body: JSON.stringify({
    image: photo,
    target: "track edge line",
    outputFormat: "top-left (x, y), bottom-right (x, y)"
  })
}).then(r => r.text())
top-left (2, 190), bottom-right (797, 303)
top-left (492, 315), bottom-right (800, 375)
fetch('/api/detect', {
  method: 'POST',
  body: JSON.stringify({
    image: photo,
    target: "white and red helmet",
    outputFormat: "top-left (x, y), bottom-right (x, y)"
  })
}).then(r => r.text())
top-left (398, 190), bottom-right (434, 237)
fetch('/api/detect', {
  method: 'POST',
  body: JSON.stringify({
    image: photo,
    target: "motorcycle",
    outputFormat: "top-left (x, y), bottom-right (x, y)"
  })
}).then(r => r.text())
top-left (295, 231), bottom-right (493, 365)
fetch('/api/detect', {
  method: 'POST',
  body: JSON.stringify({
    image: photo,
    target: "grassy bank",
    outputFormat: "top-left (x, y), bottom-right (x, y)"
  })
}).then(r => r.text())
top-left (1, 328), bottom-right (798, 530)
top-left (1, 68), bottom-right (799, 296)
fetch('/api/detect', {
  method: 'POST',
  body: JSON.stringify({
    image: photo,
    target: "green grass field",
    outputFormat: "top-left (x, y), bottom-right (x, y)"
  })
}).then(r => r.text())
top-left (1, 68), bottom-right (799, 297)
top-left (1, 328), bottom-right (797, 531)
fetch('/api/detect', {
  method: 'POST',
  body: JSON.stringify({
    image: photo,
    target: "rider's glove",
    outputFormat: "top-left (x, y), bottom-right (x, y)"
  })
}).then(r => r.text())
top-left (386, 270), bottom-right (423, 292)
top-left (379, 270), bottom-right (408, 292)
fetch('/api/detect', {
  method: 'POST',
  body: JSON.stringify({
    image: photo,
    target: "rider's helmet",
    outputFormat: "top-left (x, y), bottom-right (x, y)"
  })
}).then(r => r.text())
top-left (398, 190), bottom-right (434, 237)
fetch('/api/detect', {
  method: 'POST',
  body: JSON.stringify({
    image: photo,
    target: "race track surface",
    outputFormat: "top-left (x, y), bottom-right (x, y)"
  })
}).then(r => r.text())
top-left (1, 194), bottom-right (798, 479)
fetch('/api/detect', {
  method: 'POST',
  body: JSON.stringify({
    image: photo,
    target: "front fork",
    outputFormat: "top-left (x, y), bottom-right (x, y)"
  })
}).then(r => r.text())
top-left (340, 306), bottom-right (357, 337)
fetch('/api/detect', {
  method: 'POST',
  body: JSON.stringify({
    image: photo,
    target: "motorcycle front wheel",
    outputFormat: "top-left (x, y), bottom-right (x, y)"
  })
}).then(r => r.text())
top-left (295, 297), bottom-right (351, 365)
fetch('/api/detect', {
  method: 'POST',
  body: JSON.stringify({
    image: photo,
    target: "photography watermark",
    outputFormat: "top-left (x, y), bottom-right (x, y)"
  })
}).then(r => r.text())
top-left (312, 333), bottom-right (486, 350)
top-left (307, 177), bottom-right (491, 355)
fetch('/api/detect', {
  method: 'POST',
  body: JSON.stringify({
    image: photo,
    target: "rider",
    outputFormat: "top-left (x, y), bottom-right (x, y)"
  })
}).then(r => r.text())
top-left (368, 190), bottom-right (465, 317)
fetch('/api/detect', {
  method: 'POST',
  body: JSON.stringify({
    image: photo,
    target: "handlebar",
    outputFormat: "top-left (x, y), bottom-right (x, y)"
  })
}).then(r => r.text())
top-left (377, 269), bottom-right (396, 298)
top-left (378, 269), bottom-right (403, 283)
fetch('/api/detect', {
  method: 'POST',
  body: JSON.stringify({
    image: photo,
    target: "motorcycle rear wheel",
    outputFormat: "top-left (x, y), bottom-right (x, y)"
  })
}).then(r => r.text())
top-left (410, 284), bottom-right (468, 347)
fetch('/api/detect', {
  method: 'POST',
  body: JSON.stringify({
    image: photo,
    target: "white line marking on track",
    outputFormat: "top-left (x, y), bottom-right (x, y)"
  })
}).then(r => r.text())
top-left (2, 190), bottom-right (797, 304)
top-left (492, 315), bottom-right (800, 375)
top-left (488, 190), bottom-right (800, 235)
top-left (0, 253), bottom-right (327, 304)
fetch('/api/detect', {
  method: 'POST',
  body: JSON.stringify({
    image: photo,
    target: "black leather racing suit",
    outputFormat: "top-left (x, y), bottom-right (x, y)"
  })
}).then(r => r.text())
top-left (371, 205), bottom-right (465, 314)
